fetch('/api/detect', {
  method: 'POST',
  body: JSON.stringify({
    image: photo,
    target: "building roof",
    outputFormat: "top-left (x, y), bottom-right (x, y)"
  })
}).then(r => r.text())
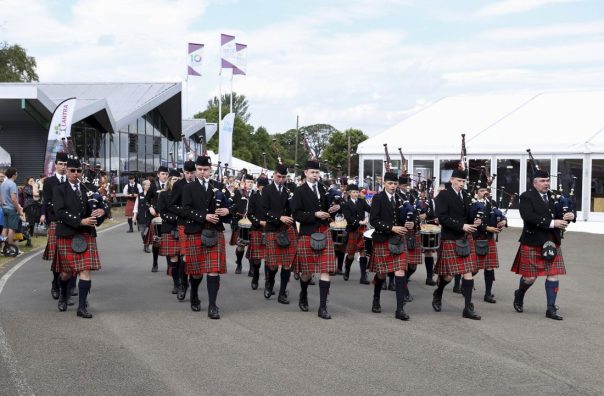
top-left (357, 90), bottom-right (604, 156)
top-left (0, 82), bottom-right (182, 137)
top-left (182, 118), bottom-right (218, 143)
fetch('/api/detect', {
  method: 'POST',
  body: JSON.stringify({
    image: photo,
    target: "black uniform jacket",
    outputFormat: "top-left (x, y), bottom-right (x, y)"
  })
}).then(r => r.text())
top-left (261, 182), bottom-right (293, 233)
top-left (168, 178), bottom-right (192, 226)
top-left (53, 182), bottom-right (102, 238)
top-left (136, 190), bottom-right (152, 226)
top-left (291, 182), bottom-right (333, 236)
top-left (181, 179), bottom-right (233, 234)
top-left (157, 191), bottom-right (177, 233)
top-left (518, 189), bottom-right (574, 246)
top-left (342, 198), bottom-right (370, 232)
top-left (435, 186), bottom-right (473, 241)
top-left (369, 190), bottom-right (403, 243)
top-left (42, 174), bottom-right (64, 222)
top-left (247, 190), bottom-right (265, 231)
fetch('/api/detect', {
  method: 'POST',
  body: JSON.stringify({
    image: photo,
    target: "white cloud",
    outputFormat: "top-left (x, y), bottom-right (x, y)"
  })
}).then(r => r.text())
top-left (482, 21), bottom-right (604, 40)
top-left (476, 0), bottom-right (579, 17)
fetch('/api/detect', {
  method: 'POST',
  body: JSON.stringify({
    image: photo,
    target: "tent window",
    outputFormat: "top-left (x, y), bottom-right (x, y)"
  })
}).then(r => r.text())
top-left (591, 159), bottom-right (604, 212)
top-left (497, 159), bottom-right (520, 209)
top-left (557, 159), bottom-right (582, 211)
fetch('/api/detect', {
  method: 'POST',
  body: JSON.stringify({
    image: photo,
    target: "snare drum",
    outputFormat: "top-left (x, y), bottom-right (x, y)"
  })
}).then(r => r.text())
top-left (330, 224), bottom-right (347, 246)
top-left (238, 218), bottom-right (252, 245)
top-left (363, 228), bottom-right (375, 256)
top-left (419, 224), bottom-right (441, 250)
top-left (151, 217), bottom-right (163, 242)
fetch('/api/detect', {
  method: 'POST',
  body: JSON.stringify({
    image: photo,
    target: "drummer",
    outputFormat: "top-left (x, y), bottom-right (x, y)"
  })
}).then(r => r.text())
top-left (342, 184), bottom-right (371, 284)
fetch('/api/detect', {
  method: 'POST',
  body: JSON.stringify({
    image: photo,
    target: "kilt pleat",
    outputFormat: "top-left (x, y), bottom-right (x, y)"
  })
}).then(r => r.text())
top-left (56, 234), bottom-right (101, 273)
top-left (43, 222), bottom-right (58, 271)
top-left (159, 233), bottom-right (180, 257)
top-left (435, 236), bottom-right (478, 276)
top-left (265, 226), bottom-right (297, 268)
top-left (511, 244), bottom-right (565, 277)
top-left (369, 240), bottom-right (407, 274)
top-left (475, 238), bottom-right (499, 270)
top-left (144, 222), bottom-right (161, 248)
top-left (178, 225), bottom-right (195, 258)
top-left (294, 225), bottom-right (335, 274)
top-left (406, 231), bottom-right (423, 266)
top-left (246, 230), bottom-right (265, 260)
top-left (124, 199), bottom-right (136, 217)
top-left (185, 232), bottom-right (227, 275)
top-left (229, 227), bottom-right (240, 246)
top-left (345, 226), bottom-right (366, 256)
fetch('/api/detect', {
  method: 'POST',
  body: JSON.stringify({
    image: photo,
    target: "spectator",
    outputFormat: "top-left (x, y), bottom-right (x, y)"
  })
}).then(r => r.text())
top-left (22, 176), bottom-right (41, 245)
top-left (1, 168), bottom-right (25, 249)
top-left (0, 171), bottom-right (5, 184)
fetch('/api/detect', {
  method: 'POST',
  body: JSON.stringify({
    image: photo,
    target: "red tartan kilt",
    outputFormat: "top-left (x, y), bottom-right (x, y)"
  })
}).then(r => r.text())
top-left (265, 226), bottom-right (297, 268)
top-left (406, 232), bottom-right (423, 267)
top-left (345, 226), bottom-right (366, 256)
top-left (369, 240), bottom-right (407, 274)
top-left (43, 222), bottom-right (57, 267)
top-left (56, 234), bottom-right (101, 273)
top-left (178, 225), bottom-right (195, 258)
top-left (124, 199), bottom-right (136, 217)
top-left (229, 227), bottom-right (240, 246)
top-left (294, 226), bottom-right (335, 274)
top-left (475, 238), bottom-right (499, 270)
top-left (159, 233), bottom-right (180, 257)
top-left (511, 244), bottom-right (566, 277)
top-left (246, 230), bottom-right (265, 260)
top-left (185, 232), bottom-right (227, 275)
top-left (435, 236), bottom-right (478, 276)
top-left (144, 222), bottom-right (161, 248)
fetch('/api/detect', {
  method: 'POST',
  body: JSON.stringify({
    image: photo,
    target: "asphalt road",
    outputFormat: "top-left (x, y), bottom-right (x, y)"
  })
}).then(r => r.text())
top-left (1, 224), bottom-right (603, 395)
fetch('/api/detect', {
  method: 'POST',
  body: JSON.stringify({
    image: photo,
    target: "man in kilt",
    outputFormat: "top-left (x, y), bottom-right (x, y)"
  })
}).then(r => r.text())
top-left (369, 171), bottom-right (412, 321)
top-left (511, 169), bottom-right (574, 320)
top-left (341, 184), bottom-right (371, 284)
top-left (182, 155), bottom-right (233, 319)
top-left (432, 168), bottom-right (482, 320)
top-left (168, 160), bottom-right (197, 301)
top-left (147, 166), bottom-right (170, 272)
top-left (469, 180), bottom-right (507, 304)
top-left (230, 173), bottom-right (254, 275)
top-left (157, 170), bottom-right (182, 296)
top-left (247, 176), bottom-right (268, 291)
top-left (53, 156), bottom-right (107, 318)
top-left (40, 152), bottom-right (68, 301)
top-left (291, 159), bottom-right (341, 319)
top-left (123, 175), bottom-right (141, 233)
top-left (395, 175), bottom-right (421, 300)
top-left (261, 164), bottom-right (298, 303)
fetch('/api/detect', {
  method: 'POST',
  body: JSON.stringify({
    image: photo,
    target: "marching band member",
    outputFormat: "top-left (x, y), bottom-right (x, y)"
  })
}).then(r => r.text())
top-left (396, 174), bottom-right (419, 300)
top-left (133, 180), bottom-right (153, 254)
top-left (247, 175), bottom-right (268, 290)
top-left (123, 175), bottom-right (141, 233)
top-left (231, 172), bottom-right (254, 275)
top-left (341, 184), bottom-right (371, 284)
top-left (157, 170), bottom-right (182, 296)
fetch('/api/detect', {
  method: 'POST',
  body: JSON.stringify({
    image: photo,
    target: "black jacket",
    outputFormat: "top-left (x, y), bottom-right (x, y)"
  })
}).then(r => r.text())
top-left (291, 182), bottom-right (333, 236)
top-left (369, 190), bottom-right (403, 243)
top-left (168, 178), bottom-right (192, 226)
top-left (518, 189), bottom-right (574, 246)
top-left (53, 182), bottom-right (103, 237)
top-left (342, 198), bottom-right (370, 232)
top-left (435, 186), bottom-right (473, 241)
top-left (247, 190), bottom-right (265, 230)
top-left (261, 183), bottom-right (293, 233)
top-left (41, 174), bottom-right (64, 222)
top-left (157, 191), bottom-right (178, 233)
top-left (181, 179), bottom-right (233, 234)
top-left (136, 190), bottom-right (152, 226)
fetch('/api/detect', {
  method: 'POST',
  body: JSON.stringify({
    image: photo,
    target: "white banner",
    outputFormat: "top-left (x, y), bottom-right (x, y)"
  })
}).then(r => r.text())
top-left (187, 43), bottom-right (204, 76)
top-left (218, 112), bottom-right (235, 168)
top-left (44, 97), bottom-right (77, 177)
top-left (233, 43), bottom-right (247, 75)
top-left (220, 34), bottom-right (237, 69)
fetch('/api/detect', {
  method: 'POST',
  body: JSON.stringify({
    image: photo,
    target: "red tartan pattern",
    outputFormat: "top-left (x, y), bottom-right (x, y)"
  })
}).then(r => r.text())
top-left (406, 231), bottom-right (423, 267)
top-left (144, 222), bottom-right (161, 248)
top-left (55, 234), bottom-right (101, 273)
top-left (246, 230), bottom-right (265, 260)
top-left (178, 225), bottom-right (195, 258)
top-left (511, 244), bottom-right (566, 277)
top-left (435, 236), bottom-right (478, 276)
top-left (265, 226), bottom-right (297, 269)
top-left (185, 232), bottom-right (227, 275)
top-left (44, 222), bottom-right (58, 272)
top-left (368, 240), bottom-right (407, 274)
top-left (159, 233), bottom-right (180, 257)
top-left (475, 238), bottom-right (499, 270)
top-left (294, 225), bottom-right (336, 275)
top-left (229, 227), bottom-right (240, 246)
top-left (124, 199), bottom-right (135, 217)
top-left (345, 226), bottom-right (366, 256)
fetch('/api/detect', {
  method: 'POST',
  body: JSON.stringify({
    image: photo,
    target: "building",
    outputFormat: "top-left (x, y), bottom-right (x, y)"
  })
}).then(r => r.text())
top-left (357, 91), bottom-right (604, 221)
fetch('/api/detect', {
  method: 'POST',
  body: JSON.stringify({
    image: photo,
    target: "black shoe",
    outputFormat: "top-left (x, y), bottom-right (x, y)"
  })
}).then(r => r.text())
top-left (513, 289), bottom-right (524, 313)
top-left (425, 277), bottom-right (437, 286)
top-left (318, 307), bottom-right (331, 319)
top-left (371, 297), bottom-right (381, 313)
top-left (298, 293), bottom-right (309, 312)
top-left (546, 308), bottom-right (563, 320)
top-left (395, 308), bottom-right (410, 321)
top-left (171, 285), bottom-right (178, 295)
top-left (343, 265), bottom-right (351, 281)
top-left (144, 245), bottom-right (151, 253)
top-left (127, 229), bottom-right (134, 233)
top-left (235, 263), bottom-right (242, 274)
top-left (177, 283), bottom-right (188, 301)
top-left (263, 281), bottom-right (273, 299)
top-left (58, 298), bottom-right (67, 312)
top-left (77, 307), bottom-right (93, 319)
top-left (360, 274), bottom-right (370, 285)
top-left (247, 268), bottom-right (254, 277)
top-left (432, 289), bottom-right (442, 312)
top-left (452, 284), bottom-right (462, 294)
top-left (151, 264), bottom-right (158, 273)
top-left (462, 306), bottom-right (481, 320)
top-left (278, 293), bottom-right (290, 304)
top-left (190, 295), bottom-right (201, 312)
top-left (51, 281), bottom-right (60, 300)
top-left (251, 278), bottom-right (258, 290)
top-left (484, 293), bottom-right (497, 304)
top-left (208, 305), bottom-right (221, 319)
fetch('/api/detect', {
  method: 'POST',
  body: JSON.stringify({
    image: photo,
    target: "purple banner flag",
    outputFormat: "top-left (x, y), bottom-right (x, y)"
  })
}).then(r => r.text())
top-left (220, 34), bottom-right (237, 69)
top-left (233, 43), bottom-right (247, 75)
top-left (187, 42), bottom-right (204, 76)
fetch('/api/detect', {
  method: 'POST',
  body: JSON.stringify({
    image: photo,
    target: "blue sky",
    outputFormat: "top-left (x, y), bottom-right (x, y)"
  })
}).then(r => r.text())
top-left (3, 0), bottom-right (604, 136)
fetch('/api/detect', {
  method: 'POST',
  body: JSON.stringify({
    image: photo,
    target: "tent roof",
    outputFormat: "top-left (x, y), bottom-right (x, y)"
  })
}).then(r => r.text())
top-left (358, 90), bottom-right (604, 156)
top-left (206, 151), bottom-right (268, 177)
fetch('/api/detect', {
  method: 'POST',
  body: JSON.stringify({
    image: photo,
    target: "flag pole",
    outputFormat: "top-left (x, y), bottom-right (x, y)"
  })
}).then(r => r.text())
top-left (230, 71), bottom-right (233, 114)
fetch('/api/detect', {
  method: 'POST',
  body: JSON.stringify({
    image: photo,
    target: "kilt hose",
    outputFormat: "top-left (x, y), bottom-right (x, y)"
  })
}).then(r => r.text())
top-left (345, 226), bottom-right (366, 256)
top-left (185, 232), bottom-right (227, 275)
top-left (406, 231), bottom-right (423, 267)
top-left (294, 225), bottom-right (336, 275)
top-left (368, 240), bottom-right (407, 274)
top-left (265, 226), bottom-right (297, 269)
top-left (178, 225), bottom-right (195, 259)
top-left (435, 235), bottom-right (478, 276)
top-left (246, 230), bottom-right (265, 260)
top-left (511, 244), bottom-right (566, 277)
top-left (144, 222), bottom-right (161, 248)
top-left (159, 232), bottom-right (180, 257)
top-left (56, 234), bottom-right (101, 273)
top-left (475, 238), bottom-right (499, 270)
top-left (44, 222), bottom-right (59, 271)
top-left (124, 198), bottom-right (136, 217)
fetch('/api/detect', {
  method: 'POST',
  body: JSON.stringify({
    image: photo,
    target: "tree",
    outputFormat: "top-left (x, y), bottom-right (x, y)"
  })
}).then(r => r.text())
top-left (0, 41), bottom-right (39, 82)
top-left (298, 124), bottom-right (337, 160)
top-left (321, 128), bottom-right (368, 177)
top-left (196, 92), bottom-right (251, 123)
top-left (273, 128), bottom-right (308, 171)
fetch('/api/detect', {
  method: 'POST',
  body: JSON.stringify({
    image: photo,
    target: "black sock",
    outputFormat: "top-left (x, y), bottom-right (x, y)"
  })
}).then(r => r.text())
top-left (128, 218), bottom-right (133, 229)
top-left (388, 272), bottom-right (394, 283)
top-left (518, 277), bottom-right (533, 296)
top-left (268, 268), bottom-right (278, 286)
top-left (424, 256), bottom-right (434, 277)
top-left (68, 276), bottom-right (77, 294)
top-left (300, 278), bottom-right (310, 298)
top-left (59, 278), bottom-right (70, 298)
top-left (252, 260), bottom-right (261, 282)
top-left (454, 274), bottom-right (461, 288)
top-left (190, 277), bottom-right (202, 294)
top-left (336, 251), bottom-right (345, 271)
top-left (436, 276), bottom-right (450, 295)
top-left (152, 246), bottom-right (159, 266)
top-left (178, 258), bottom-right (188, 287)
top-left (170, 260), bottom-right (179, 285)
top-left (373, 276), bottom-right (384, 299)
top-left (344, 256), bottom-right (354, 268)
top-left (52, 271), bottom-right (60, 284)
top-left (235, 249), bottom-right (244, 264)
top-left (406, 265), bottom-right (417, 281)
top-left (545, 280), bottom-right (559, 309)
top-left (319, 280), bottom-right (330, 309)
top-left (484, 270), bottom-right (495, 296)
top-left (207, 275), bottom-right (220, 307)
top-left (279, 269), bottom-right (291, 295)
top-left (78, 279), bottom-right (91, 310)
top-left (395, 275), bottom-right (407, 311)
top-left (462, 278), bottom-right (474, 309)
top-left (360, 257), bottom-right (368, 274)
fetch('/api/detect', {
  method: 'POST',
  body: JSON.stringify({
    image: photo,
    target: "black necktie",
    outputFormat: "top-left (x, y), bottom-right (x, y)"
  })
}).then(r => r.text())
top-left (458, 191), bottom-right (463, 201)
top-left (312, 184), bottom-right (318, 198)
top-left (74, 184), bottom-right (81, 200)
top-left (390, 195), bottom-right (395, 207)
top-left (542, 193), bottom-right (548, 204)
top-left (278, 185), bottom-right (282, 194)
top-left (60, 176), bottom-right (65, 184)
top-left (160, 183), bottom-right (165, 190)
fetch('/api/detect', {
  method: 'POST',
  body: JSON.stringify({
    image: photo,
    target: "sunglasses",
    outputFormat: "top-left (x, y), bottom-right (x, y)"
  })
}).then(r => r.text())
top-left (69, 168), bottom-right (83, 173)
